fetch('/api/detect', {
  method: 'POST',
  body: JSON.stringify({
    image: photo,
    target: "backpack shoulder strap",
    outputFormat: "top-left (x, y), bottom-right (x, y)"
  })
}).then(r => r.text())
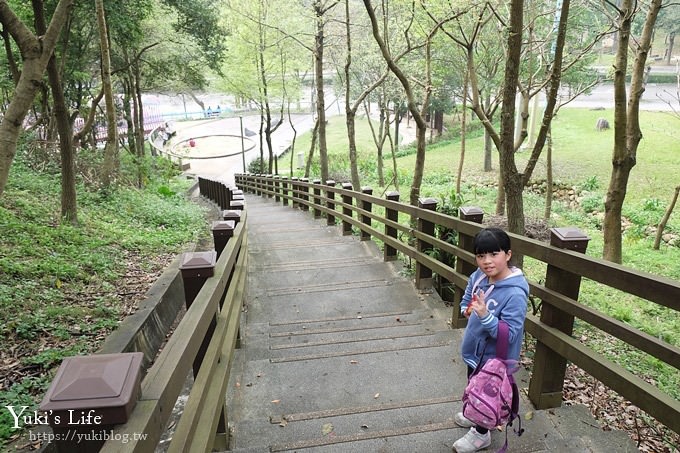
top-left (496, 320), bottom-right (509, 360)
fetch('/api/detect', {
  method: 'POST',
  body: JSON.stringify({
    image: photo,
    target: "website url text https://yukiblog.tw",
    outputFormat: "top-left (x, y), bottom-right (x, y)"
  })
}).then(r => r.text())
top-left (29, 429), bottom-right (148, 445)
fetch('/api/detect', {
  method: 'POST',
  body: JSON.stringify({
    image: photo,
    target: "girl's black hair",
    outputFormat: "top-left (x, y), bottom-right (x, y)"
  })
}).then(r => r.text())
top-left (473, 227), bottom-right (512, 254)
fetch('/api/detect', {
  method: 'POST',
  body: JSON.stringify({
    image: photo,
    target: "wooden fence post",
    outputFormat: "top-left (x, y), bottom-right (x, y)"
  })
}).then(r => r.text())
top-left (326, 180), bottom-right (337, 225)
top-left (360, 187), bottom-right (373, 241)
top-left (178, 251), bottom-right (217, 378)
top-left (528, 227), bottom-right (590, 409)
top-left (267, 174), bottom-right (274, 198)
top-left (291, 177), bottom-right (299, 208)
top-left (384, 192), bottom-right (400, 261)
top-left (300, 178), bottom-right (310, 211)
top-left (341, 183), bottom-right (353, 235)
top-left (453, 206), bottom-right (484, 328)
top-left (281, 177), bottom-right (289, 206)
top-left (416, 198), bottom-right (437, 289)
top-left (313, 179), bottom-right (322, 218)
top-left (274, 175), bottom-right (281, 203)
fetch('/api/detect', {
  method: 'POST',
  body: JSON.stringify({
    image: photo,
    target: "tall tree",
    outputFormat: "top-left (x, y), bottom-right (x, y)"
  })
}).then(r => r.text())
top-left (96, 0), bottom-right (118, 189)
top-left (437, 0), bottom-right (587, 236)
top-left (314, 0), bottom-right (339, 183)
top-left (33, 0), bottom-right (77, 224)
top-left (603, 0), bottom-right (663, 263)
top-left (0, 0), bottom-right (74, 198)
top-left (498, 0), bottom-right (525, 236)
top-left (220, 0), bottom-right (305, 173)
top-left (363, 0), bottom-right (461, 207)
top-left (342, 0), bottom-right (387, 190)
top-left (656, 4), bottom-right (679, 65)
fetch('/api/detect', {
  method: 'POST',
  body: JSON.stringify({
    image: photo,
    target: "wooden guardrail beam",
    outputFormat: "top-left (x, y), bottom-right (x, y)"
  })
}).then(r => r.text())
top-left (99, 213), bottom-right (248, 453)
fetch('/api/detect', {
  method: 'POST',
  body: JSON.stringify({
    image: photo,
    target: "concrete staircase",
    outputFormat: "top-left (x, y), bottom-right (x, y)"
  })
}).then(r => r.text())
top-left (223, 194), bottom-right (638, 453)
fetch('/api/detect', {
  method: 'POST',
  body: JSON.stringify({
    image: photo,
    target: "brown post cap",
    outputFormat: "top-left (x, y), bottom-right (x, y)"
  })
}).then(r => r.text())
top-left (550, 227), bottom-right (590, 252)
top-left (418, 197), bottom-right (438, 210)
top-left (211, 220), bottom-right (235, 237)
top-left (326, 180), bottom-right (336, 186)
top-left (222, 210), bottom-right (242, 223)
top-left (313, 179), bottom-right (321, 184)
top-left (342, 182), bottom-right (353, 190)
top-left (179, 251), bottom-right (217, 278)
top-left (40, 352), bottom-right (144, 426)
top-left (460, 206), bottom-right (484, 223)
top-left (361, 187), bottom-right (373, 195)
top-left (386, 191), bottom-right (400, 201)
top-left (230, 200), bottom-right (245, 210)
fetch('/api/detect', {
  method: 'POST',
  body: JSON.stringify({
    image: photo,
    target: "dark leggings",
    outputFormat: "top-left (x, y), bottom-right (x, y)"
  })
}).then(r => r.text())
top-left (467, 366), bottom-right (489, 435)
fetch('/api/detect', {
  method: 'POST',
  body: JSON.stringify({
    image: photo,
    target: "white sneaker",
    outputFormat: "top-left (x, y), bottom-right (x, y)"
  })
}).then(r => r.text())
top-left (454, 411), bottom-right (475, 428)
top-left (453, 427), bottom-right (491, 452)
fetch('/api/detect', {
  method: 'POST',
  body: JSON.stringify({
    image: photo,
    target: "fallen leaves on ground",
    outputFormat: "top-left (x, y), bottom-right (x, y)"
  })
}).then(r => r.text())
top-left (322, 423), bottom-right (334, 436)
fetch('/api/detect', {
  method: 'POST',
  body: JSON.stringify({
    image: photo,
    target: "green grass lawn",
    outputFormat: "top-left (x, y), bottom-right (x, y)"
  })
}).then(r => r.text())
top-left (394, 109), bottom-right (680, 209)
top-left (297, 108), bottom-right (680, 242)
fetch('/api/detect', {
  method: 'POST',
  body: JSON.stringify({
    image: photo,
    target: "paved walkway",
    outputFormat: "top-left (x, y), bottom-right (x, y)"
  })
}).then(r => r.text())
top-left (223, 194), bottom-right (638, 452)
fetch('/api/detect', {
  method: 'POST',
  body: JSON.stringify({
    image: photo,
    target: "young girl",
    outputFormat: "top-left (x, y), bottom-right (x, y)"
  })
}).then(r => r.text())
top-left (453, 227), bottom-right (529, 453)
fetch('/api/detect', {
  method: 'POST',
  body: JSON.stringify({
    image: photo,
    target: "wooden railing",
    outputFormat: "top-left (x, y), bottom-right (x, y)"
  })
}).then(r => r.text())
top-left (236, 173), bottom-right (680, 435)
top-left (99, 179), bottom-right (248, 452)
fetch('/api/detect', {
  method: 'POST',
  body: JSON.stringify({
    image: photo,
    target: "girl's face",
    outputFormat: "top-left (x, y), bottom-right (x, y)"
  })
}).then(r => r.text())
top-left (475, 249), bottom-right (512, 282)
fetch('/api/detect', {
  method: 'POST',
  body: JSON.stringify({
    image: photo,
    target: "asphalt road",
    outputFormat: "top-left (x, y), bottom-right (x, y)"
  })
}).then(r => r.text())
top-left (565, 82), bottom-right (678, 111)
top-left (154, 80), bottom-right (678, 183)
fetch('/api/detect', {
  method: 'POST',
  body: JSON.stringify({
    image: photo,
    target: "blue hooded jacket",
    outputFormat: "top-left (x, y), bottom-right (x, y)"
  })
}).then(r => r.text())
top-left (460, 267), bottom-right (529, 369)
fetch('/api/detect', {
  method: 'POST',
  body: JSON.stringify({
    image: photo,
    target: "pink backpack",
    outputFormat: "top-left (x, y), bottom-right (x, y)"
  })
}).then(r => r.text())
top-left (462, 321), bottom-right (523, 451)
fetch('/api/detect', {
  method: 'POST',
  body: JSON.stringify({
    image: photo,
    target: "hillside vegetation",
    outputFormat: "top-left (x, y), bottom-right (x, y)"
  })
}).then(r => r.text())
top-left (0, 147), bottom-right (209, 446)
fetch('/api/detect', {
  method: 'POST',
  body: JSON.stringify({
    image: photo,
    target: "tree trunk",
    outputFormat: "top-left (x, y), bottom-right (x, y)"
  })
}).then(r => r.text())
top-left (377, 102), bottom-right (386, 186)
top-left (653, 185), bottom-right (680, 250)
top-left (499, 0), bottom-right (525, 237)
top-left (133, 60), bottom-right (145, 162)
top-left (73, 89), bottom-right (104, 148)
top-left (304, 118), bottom-right (319, 178)
top-left (258, 2), bottom-right (275, 174)
top-left (603, 0), bottom-right (662, 263)
top-left (364, 98), bottom-right (387, 187)
top-left (483, 95), bottom-right (493, 172)
top-left (386, 105), bottom-right (398, 190)
top-left (346, 110), bottom-right (360, 188)
top-left (122, 77), bottom-right (136, 158)
top-left (345, 0), bottom-right (360, 190)
top-left (283, 90), bottom-right (298, 177)
top-left (544, 126), bottom-right (553, 220)
top-left (666, 32), bottom-right (675, 66)
top-left (258, 110), bottom-right (265, 172)
top-left (394, 108), bottom-right (400, 152)
top-left (0, 25), bottom-right (20, 84)
top-left (0, 0), bottom-right (74, 197)
top-left (96, 0), bottom-right (118, 189)
top-left (34, 0), bottom-right (77, 224)
top-left (314, 0), bottom-right (329, 182)
top-left (456, 67), bottom-right (469, 195)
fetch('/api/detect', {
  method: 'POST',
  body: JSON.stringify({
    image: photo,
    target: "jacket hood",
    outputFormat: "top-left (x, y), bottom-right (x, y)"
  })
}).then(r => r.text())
top-left (472, 267), bottom-right (529, 297)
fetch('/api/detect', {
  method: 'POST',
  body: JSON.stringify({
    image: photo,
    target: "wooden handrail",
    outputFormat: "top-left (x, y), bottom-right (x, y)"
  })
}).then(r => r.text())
top-left (100, 203), bottom-right (248, 452)
top-left (237, 173), bottom-right (680, 435)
